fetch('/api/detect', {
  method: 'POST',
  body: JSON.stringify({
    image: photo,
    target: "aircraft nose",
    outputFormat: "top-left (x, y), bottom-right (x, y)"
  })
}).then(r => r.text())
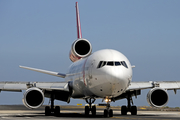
top-left (101, 67), bottom-right (128, 97)
top-left (108, 67), bottom-right (125, 80)
top-left (90, 67), bottom-right (129, 98)
top-left (107, 68), bottom-right (124, 93)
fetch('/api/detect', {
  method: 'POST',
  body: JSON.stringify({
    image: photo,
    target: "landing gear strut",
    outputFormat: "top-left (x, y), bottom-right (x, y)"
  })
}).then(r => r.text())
top-left (85, 98), bottom-right (96, 116)
top-left (45, 94), bottom-right (60, 116)
top-left (121, 94), bottom-right (137, 115)
top-left (104, 99), bottom-right (113, 117)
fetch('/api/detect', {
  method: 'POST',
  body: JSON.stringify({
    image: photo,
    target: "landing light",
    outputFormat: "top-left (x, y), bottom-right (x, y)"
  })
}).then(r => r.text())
top-left (105, 99), bottom-right (111, 102)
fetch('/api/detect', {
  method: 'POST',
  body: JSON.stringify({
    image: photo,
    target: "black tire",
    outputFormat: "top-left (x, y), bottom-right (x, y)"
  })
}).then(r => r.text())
top-left (45, 106), bottom-right (51, 116)
top-left (92, 106), bottom-right (96, 116)
top-left (85, 106), bottom-right (89, 116)
top-left (54, 106), bottom-right (60, 116)
top-left (104, 109), bottom-right (108, 117)
top-left (121, 106), bottom-right (127, 115)
top-left (131, 106), bottom-right (137, 115)
top-left (109, 109), bottom-right (113, 117)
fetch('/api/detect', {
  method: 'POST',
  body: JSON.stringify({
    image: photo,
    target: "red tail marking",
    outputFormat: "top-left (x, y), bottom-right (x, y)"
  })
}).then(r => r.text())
top-left (75, 2), bottom-right (82, 39)
top-left (82, 58), bottom-right (88, 86)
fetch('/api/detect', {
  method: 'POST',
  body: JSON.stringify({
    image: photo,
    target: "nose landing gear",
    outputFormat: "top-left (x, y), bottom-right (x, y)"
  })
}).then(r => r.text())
top-left (103, 98), bottom-right (113, 117)
top-left (85, 98), bottom-right (113, 117)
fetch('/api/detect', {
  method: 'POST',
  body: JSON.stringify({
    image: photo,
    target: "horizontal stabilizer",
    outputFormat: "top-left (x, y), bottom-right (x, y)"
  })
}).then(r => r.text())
top-left (19, 66), bottom-right (66, 78)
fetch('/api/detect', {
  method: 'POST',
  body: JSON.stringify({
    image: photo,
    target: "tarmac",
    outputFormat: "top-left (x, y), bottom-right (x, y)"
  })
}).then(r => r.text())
top-left (0, 105), bottom-right (180, 120)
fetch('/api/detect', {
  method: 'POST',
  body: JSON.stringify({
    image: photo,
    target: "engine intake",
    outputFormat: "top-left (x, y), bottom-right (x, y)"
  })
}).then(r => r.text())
top-left (69, 38), bottom-right (92, 62)
top-left (147, 88), bottom-right (168, 108)
top-left (22, 88), bottom-right (44, 109)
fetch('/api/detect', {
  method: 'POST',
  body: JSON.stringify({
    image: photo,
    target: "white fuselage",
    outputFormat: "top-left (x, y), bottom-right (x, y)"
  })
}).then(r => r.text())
top-left (65, 49), bottom-right (133, 99)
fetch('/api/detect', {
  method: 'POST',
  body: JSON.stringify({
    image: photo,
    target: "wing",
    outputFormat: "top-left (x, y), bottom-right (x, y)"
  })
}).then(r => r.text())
top-left (0, 81), bottom-right (69, 92)
top-left (0, 81), bottom-right (70, 102)
top-left (114, 81), bottom-right (180, 101)
top-left (0, 82), bottom-right (28, 92)
top-left (128, 81), bottom-right (180, 91)
top-left (19, 66), bottom-right (66, 78)
top-left (127, 81), bottom-right (154, 91)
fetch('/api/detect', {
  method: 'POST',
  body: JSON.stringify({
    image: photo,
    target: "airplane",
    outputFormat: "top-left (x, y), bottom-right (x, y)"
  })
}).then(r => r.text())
top-left (1, 2), bottom-right (180, 117)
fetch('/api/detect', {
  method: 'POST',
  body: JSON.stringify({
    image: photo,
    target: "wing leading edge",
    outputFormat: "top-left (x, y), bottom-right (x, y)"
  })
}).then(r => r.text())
top-left (19, 66), bottom-right (66, 78)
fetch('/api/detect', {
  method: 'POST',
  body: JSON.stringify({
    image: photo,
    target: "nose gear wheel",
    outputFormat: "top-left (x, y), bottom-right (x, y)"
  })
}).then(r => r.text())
top-left (103, 98), bottom-right (113, 117)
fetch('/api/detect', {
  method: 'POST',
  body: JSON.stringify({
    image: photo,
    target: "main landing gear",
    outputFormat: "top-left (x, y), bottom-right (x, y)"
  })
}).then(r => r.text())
top-left (85, 98), bottom-right (96, 116)
top-left (121, 96), bottom-right (137, 115)
top-left (45, 95), bottom-right (60, 116)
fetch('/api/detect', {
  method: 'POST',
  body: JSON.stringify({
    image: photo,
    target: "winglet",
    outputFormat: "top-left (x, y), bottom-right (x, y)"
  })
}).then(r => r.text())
top-left (76, 2), bottom-right (82, 39)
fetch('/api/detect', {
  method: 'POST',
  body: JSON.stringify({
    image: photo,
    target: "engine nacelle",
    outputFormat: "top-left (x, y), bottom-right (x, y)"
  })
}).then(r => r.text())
top-left (22, 88), bottom-right (44, 109)
top-left (69, 38), bottom-right (92, 62)
top-left (147, 87), bottom-right (168, 108)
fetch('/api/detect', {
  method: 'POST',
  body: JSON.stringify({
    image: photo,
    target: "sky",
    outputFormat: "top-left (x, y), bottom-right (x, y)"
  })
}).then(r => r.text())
top-left (0, 0), bottom-right (180, 107)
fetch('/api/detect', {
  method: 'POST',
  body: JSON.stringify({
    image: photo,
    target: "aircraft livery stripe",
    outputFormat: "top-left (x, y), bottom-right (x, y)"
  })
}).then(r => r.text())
top-left (82, 58), bottom-right (88, 86)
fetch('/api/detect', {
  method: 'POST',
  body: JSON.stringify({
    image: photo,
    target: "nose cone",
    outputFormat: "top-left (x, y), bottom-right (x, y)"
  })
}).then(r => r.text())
top-left (89, 67), bottom-right (129, 98)
top-left (104, 67), bottom-right (128, 96)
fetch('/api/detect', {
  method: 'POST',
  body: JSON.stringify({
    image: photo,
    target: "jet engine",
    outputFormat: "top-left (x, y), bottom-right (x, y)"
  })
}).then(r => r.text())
top-left (147, 87), bottom-right (168, 108)
top-left (69, 38), bottom-right (92, 62)
top-left (22, 88), bottom-right (44, 109)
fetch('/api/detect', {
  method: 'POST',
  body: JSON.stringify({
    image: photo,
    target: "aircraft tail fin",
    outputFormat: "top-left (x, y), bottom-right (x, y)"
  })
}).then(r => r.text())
top-left (76, 2), bottom-right (82, 39)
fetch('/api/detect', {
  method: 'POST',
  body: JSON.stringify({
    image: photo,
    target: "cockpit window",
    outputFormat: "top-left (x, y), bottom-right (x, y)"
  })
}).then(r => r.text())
top-left (122, 61), bottom-right (128, 68)
top-left (97, 61), bottom-right (103, 68)
top-left (121, 61), bottom-right (124, 67)
top-left (115, 62), bottom-right (121, 66)
top-left (107, 61), bottom-right (114, 66)
top-left (97, 61), bottom-right (128, 68)
top-left (102, 61), bottom-right (106, 67)
top-left (97, 61), bottom-right (107, 68)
